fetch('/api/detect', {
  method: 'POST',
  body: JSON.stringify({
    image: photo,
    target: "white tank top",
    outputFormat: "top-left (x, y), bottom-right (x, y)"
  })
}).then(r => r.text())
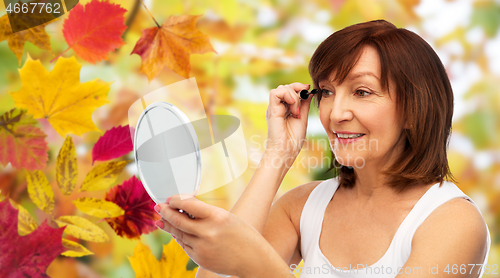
top-left (298, 178), bottom-right (491, 277)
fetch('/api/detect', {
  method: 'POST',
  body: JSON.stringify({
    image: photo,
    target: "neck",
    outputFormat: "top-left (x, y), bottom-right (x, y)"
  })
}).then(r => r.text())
top-left (347, 136), bottom-right (407, 205)
top-left (349, 164), bottom-right (397, 205)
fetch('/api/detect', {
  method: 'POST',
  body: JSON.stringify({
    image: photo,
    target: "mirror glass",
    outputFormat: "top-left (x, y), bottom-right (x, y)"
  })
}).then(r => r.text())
top-left (134, 102), bottom-right (201, 204)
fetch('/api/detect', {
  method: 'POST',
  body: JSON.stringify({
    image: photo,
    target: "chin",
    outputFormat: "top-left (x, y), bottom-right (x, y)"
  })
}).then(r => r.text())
top-left (333, 153), bottom-right (367, 169)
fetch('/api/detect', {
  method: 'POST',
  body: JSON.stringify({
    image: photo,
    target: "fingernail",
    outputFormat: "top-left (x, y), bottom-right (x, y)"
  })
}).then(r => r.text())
top-left (172, 235), bottom-right (176, 239)
top-left (297, 106), bottom-right (300, 119)
top-left (166, 197), bottom-right (171, 204)
top-left (155, 220), bottom-right (164, 229)
top-left (154, 204), bottom-right (160, 214)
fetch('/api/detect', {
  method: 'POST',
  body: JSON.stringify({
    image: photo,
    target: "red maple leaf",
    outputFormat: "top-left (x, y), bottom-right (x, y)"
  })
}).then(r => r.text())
top-left (92, 125), bottom-right (133, 164)
top-left (105, 176), bottom-right (160, 239)
top-left (58, 0), bottom-right (127, 63)
top-left (0, 199), bottom-right (65, 278)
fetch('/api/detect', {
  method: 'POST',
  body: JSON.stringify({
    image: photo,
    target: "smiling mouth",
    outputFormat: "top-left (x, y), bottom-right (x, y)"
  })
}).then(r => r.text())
top-left (335, 133), bottom-right (365, 139)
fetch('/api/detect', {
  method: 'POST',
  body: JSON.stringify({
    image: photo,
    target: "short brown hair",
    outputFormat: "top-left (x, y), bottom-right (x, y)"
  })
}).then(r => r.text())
top-left (309, 20), bottom-right (457, 193)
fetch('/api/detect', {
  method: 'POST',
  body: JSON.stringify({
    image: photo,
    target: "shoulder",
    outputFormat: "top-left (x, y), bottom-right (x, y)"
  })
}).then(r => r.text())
top-left (274, 179), bottom-right (326, 234)
top-left (405, 197), bottom-right (489, 274)
top-left (276, 179), bottom-right (325, 212)
top-left (413, 197), bottom-right (488, 248)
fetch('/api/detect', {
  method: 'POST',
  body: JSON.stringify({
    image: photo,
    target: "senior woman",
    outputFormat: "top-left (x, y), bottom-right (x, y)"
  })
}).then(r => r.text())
top-left (154, 20), bottom-right (491, 278)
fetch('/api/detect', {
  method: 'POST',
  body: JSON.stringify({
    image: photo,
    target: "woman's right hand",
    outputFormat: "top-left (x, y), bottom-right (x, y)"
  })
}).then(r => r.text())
top-left (265, 82), bottom-right (314, 161)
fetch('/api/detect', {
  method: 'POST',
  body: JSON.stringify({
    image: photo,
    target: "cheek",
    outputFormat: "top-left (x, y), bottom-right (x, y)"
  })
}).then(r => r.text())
top-left (363, 109), bottom-right (401, 149)
top-left (319, 108), bottom-right (331, 129)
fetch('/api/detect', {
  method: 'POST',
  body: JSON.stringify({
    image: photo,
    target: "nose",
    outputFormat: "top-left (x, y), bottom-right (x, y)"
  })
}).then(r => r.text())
top-left (329, 92), bottom-right (354, 124)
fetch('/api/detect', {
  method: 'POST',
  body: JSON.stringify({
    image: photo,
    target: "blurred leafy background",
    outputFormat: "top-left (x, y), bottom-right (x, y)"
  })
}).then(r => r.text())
top-left (0, 0), bottom-right (499, 277)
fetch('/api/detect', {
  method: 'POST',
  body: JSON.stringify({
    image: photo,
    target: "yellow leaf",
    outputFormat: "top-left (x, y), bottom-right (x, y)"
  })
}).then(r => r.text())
top-left (79, 160), bottom-right (131, 192)
top-left (128, 240), bottom-right (198, 278)
top-left (159, 239), bottom-right (198, 278)
top-left (26, 170), bottom-right (54, 215)
top-left (56, 136), bottom-right (78, 196)
top-left (6, 198), bottom-right (39, 235)
top-left (73, 197), bottom-right (125, 218)
top-left (54, 215), bottom-right (109, 242)
top-left (128, 241), bottom-right (160, 277)
top-left (61, 239), bottom-right (94, 257)
top-left (18, 204), bottom-right (38, 236)
top-left (0, 14), bottom-right (55, 65)
top-left (9, 55), bottom-right (111, 137)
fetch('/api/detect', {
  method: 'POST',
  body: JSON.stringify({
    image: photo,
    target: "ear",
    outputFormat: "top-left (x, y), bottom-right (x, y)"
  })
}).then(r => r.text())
top-left (403, 119), bottom-right (412, 129)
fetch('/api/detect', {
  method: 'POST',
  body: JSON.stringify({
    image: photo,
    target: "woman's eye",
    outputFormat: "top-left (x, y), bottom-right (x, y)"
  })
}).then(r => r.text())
top-left (322, 89), bottom-right (333, 97)
top-left (355, 90), bottom-right (371, 97)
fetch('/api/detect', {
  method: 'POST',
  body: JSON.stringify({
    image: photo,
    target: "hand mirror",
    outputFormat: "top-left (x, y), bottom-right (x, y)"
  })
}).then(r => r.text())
top-left (133, 101), bottom-right (230, 277)
top-left (134, 101), bottom-right (201, 216)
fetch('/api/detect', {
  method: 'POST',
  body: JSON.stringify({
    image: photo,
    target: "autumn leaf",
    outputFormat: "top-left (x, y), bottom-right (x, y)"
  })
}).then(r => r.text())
top-left (128, 240), bottom-right (198, 278)
top-left (56, 136), bottom-right (78, 196)
top-left (131, 14), bottom-right (216, 81)
top-left (0, 199), bottom-right (65, 278)
top-left (5, 198), bottom-right (38, 236)
top-left (58, 0), bottom-right (127, 63)
top-left (17, 203), bottom-right (38, 236)
top-left (0, 9), bottom-right (56, 65)
top-left (9, 55), bottom-right (111, 137)
top-left (79, 160), bottom-right (131, 192)
top-left (54, 215), bottom-right (109, 243)
top-left (128, 241), bottom-right (160, 277)
top-left (7, 200), bottom-right (92, 257)
top-left (92, 125), bottom-right (133, 164)
top-left (105, 176), bottom-right (160, 239)
top-left (61, 239), bottom-right (94, 257)
top-left (73, 197), bottom-right (125, 218)
top-left (26, 170), bottom-right (55, 215)
top-left (0, 108), bottom-right (49, 171)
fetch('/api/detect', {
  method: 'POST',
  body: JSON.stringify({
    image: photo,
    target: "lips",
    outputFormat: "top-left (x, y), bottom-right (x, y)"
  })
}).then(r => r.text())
top-left (335, 133), bottom-right (365, 144)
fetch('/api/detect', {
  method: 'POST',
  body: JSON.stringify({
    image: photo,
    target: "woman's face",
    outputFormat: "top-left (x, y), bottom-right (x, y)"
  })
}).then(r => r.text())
top-left (319, 45), bottom-right (406, 169)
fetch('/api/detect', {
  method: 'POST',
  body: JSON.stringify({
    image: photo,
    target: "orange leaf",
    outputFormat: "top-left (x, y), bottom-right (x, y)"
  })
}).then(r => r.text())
top-left (0, 108), bottom-right (48, 171)
top-left (0, 11), bottom-right (55, 65)
top-left (60, 0), bottom-right (127, 63)
top-left (131, 14), bottom-right (216, 81)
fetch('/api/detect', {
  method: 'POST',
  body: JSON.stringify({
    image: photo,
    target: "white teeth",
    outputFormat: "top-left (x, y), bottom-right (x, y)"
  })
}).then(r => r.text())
top-left (336, 133), bottom-right (364, 139)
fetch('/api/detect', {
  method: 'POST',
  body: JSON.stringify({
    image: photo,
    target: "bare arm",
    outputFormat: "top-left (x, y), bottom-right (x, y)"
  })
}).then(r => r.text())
top-left (230, 152), bottom-right (292, 233)
top-left (196, 152), bottom-right (292, 278)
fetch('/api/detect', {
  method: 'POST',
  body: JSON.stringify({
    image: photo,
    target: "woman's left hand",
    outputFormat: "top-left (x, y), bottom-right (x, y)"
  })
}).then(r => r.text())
top-left (155, 194), bottom-right (265, 277)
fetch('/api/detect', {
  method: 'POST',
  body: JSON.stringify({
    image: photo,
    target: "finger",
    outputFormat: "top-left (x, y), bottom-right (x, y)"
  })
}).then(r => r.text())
top-left (168, 194), bottom-right (216, 220)
top-left (270, 85), bottom-right (296, 108)
top-left (283, 85), bottom-right (300, 118)
top-left (298, 87), bottom-right (315, 120)
top-left (157, 202), bottom-right (198, 234)
top-left (289, 82), bottom-right (311, 92)
top-left (158, 218), bottom-right (198, 248)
